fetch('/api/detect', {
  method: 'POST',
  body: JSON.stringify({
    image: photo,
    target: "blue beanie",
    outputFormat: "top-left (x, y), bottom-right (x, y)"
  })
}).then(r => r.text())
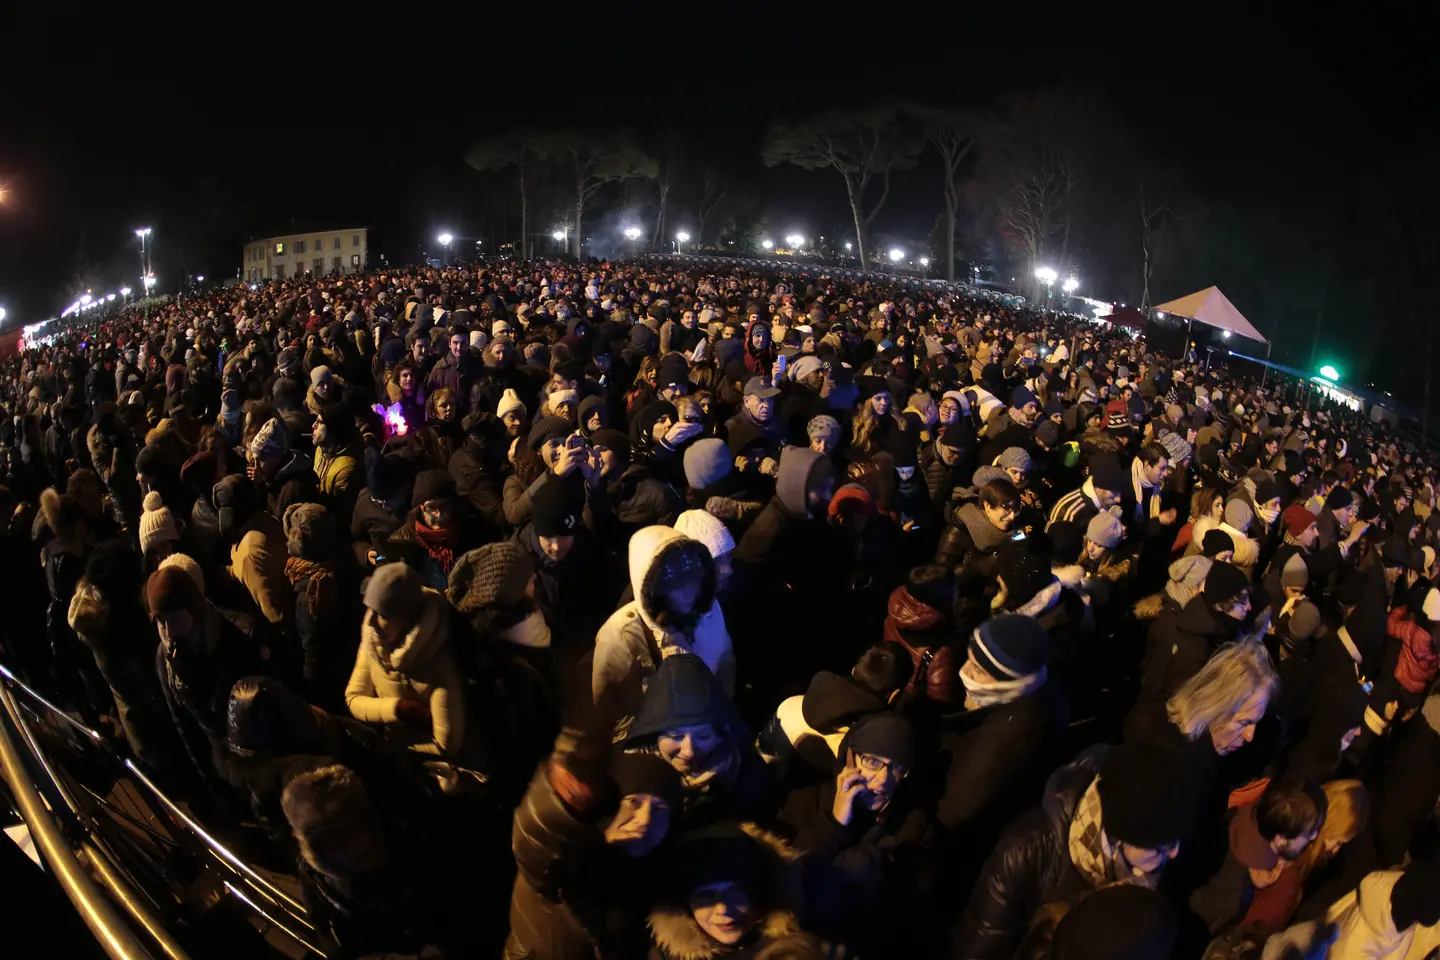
top-left (971, 614), bottom-right (1050, 680)
top-left (1011, 385), bottom-right (1039, 411)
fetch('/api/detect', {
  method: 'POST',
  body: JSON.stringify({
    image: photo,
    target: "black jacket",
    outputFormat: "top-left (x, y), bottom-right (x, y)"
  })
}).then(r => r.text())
top-left (1130, 595), bottom-right (1238, 722)
top-left (952, 748), bottom-right (1106, 960)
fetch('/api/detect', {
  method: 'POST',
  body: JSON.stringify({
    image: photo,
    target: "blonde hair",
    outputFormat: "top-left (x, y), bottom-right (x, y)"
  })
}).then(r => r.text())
top-left (1167, 640), bottom-right (1278, 741)
top-left (1293, 780), bottom-right (1368, 877)
top-left (851, 401), bottom-right (906, 459)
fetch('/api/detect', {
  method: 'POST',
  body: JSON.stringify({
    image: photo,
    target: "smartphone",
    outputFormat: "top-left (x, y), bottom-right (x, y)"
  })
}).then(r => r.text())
top-left (1011, 531), bottom-right (1027, 541)
top-left (776, 353), bottom-right (788, 376)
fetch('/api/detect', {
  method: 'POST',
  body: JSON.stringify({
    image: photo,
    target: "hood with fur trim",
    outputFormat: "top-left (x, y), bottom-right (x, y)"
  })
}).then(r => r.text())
top-left (647, 823), bottom-right (803, 960)
top-left (627, 525), bottom-right (718, 637)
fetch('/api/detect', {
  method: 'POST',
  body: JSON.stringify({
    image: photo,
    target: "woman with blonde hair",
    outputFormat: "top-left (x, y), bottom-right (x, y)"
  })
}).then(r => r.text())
top-left (850, 377), bottom-right (906, 460)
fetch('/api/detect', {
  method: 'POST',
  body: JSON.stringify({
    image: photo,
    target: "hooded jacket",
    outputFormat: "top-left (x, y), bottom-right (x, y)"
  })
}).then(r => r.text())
top-left (593, 526), bottom-right (733, 740)
top-left (345, 589), bottom-right (465, 757)
top-left (228, 509), bottom-right (294, 629)
top-left (755, 670), bottom-right (890, 778)
top-left (1132, 594), bottom-right (1240, 718)
top-left (732, 447), bottom-right (830, 571)
top-left (1324, 869), bottom-right (1440, 960)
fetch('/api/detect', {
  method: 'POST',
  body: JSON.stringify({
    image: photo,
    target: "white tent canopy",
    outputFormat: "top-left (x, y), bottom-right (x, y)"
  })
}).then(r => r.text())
top-left (1153, 286), bottom-right (1267, 344)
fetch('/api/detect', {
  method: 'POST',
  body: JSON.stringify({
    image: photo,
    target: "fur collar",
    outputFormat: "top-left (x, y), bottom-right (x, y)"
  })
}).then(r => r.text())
top-left (647, 824), bottom-right (803, 960)
top-left (1013, 580), bottom-right (1063, 617)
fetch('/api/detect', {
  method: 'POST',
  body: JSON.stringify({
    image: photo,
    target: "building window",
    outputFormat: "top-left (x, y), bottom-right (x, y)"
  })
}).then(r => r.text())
top-left (333, 236), bottom-right (341, 249)
top-left (311, 258), bottom-right (322, 274)
top-left (274, 264), bottom-right (285, 279)
top-left (351, 254), bottom-right (360, 267)
top-left (275, 242), bottom-right (285, 255)
top-left (353, 234), bottom-right (360, 247)
top-left (315, 238), bottom-right (323, 252)
top-left (295, 239), bottom-right (306, 254)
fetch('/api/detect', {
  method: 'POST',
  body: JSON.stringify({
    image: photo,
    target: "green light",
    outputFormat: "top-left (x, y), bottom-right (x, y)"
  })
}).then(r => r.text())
top-left (1319, 365), bottom-right (1340, 380)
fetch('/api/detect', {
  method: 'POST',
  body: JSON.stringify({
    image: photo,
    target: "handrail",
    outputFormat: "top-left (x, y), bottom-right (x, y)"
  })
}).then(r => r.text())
top-left (0, 687), bottom-right (157, 960)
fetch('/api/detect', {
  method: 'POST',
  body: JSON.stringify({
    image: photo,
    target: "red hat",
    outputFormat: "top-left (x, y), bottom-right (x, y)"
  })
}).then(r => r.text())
top-left (828, 482), bottom-right (875, 522)
top-left (1283, 504), bottom-right (1317, 538)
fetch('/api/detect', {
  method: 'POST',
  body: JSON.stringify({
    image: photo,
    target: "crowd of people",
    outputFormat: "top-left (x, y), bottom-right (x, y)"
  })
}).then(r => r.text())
top-left (2, 253), bottom-right (1440, 959)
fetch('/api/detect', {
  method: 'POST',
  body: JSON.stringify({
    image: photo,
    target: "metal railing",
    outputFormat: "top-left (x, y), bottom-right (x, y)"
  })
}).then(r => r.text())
top-left (0, 661), bottom-right (325, 958)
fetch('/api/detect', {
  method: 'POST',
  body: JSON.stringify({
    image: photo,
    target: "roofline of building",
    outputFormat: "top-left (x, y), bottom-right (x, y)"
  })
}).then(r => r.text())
top-left (244, 227), bottom-right (370, 243)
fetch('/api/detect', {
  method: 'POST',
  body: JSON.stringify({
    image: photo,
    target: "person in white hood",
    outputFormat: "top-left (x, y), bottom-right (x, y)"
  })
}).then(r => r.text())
top-left (1319, 863), bottom-right (1440, 959)
top-left (593, 525), bottom-right (734, 739)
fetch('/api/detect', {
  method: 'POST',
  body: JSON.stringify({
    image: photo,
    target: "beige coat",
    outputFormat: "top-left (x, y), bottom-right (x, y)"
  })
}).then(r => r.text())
top-left (228, 512), bottom-right (293, 628)
top-left (345, 589), bottom-right (465, 757)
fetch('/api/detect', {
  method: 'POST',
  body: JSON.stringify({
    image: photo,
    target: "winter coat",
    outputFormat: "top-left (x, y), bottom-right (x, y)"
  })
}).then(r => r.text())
top-left (1323, 869), bottom-right (1440, 960)
top-left (228, 510), bottom-right (295, 631)
top-left (935, 500), bottom-right (1011, 587)
top-left (345, 589), bottom-right (465, 757)
top-left (1130, 594), bottom-right (1238, 720)
top-left (1388, 606), bottom-right (1438, 696)
top-left (263, 452), bottom-right (322, 520)
top-left (449, 442), bottom-right (508, 539)
top-left (314, 446), bottom-right (360, 529)
top-left (594, 526), bottom-right (733, 740)
top-left (755, 671), bottom-right (891, 782)
top-left (646, 824), bottom-right (808, 960)
top-left (351, 490), bottom-right (404, 559)
top-left (952, 748), bottom-right (1106, 960)
top-left (1187, 516), bottom-right (1261, 574)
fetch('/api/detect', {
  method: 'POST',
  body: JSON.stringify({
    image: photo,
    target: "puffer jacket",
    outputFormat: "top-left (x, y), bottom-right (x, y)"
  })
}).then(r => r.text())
top-left (882, 586), bottom-right (956, 704)
top-left (314, 445), bottom-right (360, 528)
top-left (344, 589), bottom-right (465, 757)
top-left (1389, 606), bottom-right (1438, 696)
top-left (935, 499), bottom-right (1011, 587)
top-left (953, 748), bottom-right (1106, 960)
top-left (593, 526), bottom-right (731, 740)
top-left (755, 670), bottom-right (891, 779)
top-left (1131, 593), bottom-right (1239, 719)
top-left (1323, 869), bottom-right (1440, 960)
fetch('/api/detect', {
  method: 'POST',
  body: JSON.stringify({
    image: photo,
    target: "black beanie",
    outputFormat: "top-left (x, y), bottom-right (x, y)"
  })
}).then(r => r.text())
top-left (1099, 745), bottom-right (1201, 849)
top-left (1391, 859), bottom-right (1440, 930)
top-left (673, 823), bottom-right (766, 897)
top-left (1359, 497), bottom-right (1382, 522)
top-left (1050, 884), bottom-right (1177, 960)
top-left (589, 428), bottom-right (631, 464)
top-left (1202, 561), bottom-right (1250, 606)
top-left (841, 713), bottom-right (917, 772)
top-left (1201, 529), bottom-right (1236, 558)
top-left (531, 475), bottom-right (582, 538)
top-left (610, 749), bottom-right (682, 809)
top-left (1325, 486), bottom-right (1355, 511)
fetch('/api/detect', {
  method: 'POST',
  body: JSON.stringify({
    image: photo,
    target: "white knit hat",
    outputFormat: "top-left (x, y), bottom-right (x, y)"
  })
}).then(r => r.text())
top-left (158, 552), bottom-right (205, 596)
top-left (497, 388), bottom-right (527, 420)
top-left (139, 491), bottom-right (180, 556)
top-left (674, 509), bottom-right (735, 559)
top-left (469, 330), bottom-right (489, 350)
top-left (1425, 588), bottom-right (1440, 623)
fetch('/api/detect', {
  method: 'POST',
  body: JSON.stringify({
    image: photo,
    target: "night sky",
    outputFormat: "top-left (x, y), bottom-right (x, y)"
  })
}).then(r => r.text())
top-left (2, 13), bottom-right (1435, 381)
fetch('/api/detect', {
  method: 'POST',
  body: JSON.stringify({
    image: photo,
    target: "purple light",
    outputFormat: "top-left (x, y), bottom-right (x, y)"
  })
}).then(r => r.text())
top-left (372, 402), bottom-right (409, 437)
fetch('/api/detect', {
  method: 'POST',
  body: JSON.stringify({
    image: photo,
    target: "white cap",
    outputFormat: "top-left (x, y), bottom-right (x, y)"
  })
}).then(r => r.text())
top-left (673, 509), bottom-right (735, 559)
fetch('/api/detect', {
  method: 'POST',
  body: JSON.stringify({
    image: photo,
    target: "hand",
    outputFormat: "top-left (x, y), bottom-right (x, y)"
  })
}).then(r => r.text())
top-left (1158, 508), bottom-right (1178, 526)
top-left (832, 751), bottom-right (869, 826)
top-left (1345, 520), bottom-right (1369, 544)
top-left (366, 549), bottom-right (379, 566)
top-left (735, 455), bottom-right (751, 473)
top-left (581, 451), bottom-right (602, 488)
top-left (394, 698), bottom-right (431, 728)
top-left (759, 457), bottom-right (780, 478)
top-left (553, 444), bottom-right (586, 476)
top-left (664, 421), bottom-right (702, 447)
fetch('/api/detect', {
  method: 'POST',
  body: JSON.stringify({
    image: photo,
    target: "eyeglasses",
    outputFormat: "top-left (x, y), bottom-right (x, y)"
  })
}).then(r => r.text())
top-left (856, 753), bottom-right (908, 780)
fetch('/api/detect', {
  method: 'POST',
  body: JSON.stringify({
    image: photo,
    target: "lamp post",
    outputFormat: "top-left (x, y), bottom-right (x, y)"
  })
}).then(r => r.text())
top-left (1034, 266), bottom-right (1057, 308)
top-left (761, 238), bottom-right (773, 251)
top-left (623, 226), bottom-right (642, 254)
top-left (437, 233), bottom-right (453, 265)
top-left (135, 228), bottom-right (152, 289)
top-left (675, 230), bottom-right (690, 254)
top-left (888, 248), bottom-right (904, 264)
top-left (785, 233), bottom-right (805, 252)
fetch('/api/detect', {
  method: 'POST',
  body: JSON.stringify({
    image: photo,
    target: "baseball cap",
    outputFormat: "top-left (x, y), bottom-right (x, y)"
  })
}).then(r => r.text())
top-left (743, 376), bottom-right (780, 399)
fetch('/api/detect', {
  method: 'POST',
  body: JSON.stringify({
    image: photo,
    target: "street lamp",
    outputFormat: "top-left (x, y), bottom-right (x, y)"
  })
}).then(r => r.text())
top-left (623, 226), bottom-right (642, 241)
top-left (785, 234), bottom-right (804, 249)
top-left (0, 307), bottom-right (6, 323)
top-left (195, 276), bottom-right (203, 283)
top-left (552, 229), bottom-right (565, 242)
top-left (888, 248), bottom-right (904, 263)
top-left (1320, 365), bottom-right (1340, 381)
top-left (675, 230), bottom-right (691, 254)
top-left (135, 227), bottom-right (152, 288)
top-left (844, 241), bottom-right (852, 251)
top-left (1063, 276), bottom-right (1080, 293)
top-left (80, 294), bottom-right (92, 305)
top-left (437, 233), bottom-right (453, 265)
top-left (761, 238), bottom-right (773, 250)
top-left (1034, 266), bottom-right (1058, 285)
top-left (107, 293), bottom-right (116, 301)
top-left (120, 286), bottom-right (131, 297)
top-left (919, 257), bottom-right (930, 267)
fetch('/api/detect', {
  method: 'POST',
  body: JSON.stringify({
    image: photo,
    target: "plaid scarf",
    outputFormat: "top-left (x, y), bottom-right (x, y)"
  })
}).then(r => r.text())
top-left (1066, 776), bottom-right (1161, 891)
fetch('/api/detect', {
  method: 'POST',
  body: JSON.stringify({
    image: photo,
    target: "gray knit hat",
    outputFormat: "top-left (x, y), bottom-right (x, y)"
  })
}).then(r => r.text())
top-left (248, 418), bottom-right (288, 462)
top-left (1280, 553), bottom-right (1309, 588)
top-left (683, 439), bottom-right (731, 491)
top-left (1086, 512), bottom-right (1124, 550)
top-left (997, 447), bottom-right (1033, 473)
top-left (806, 414), bottom-right (842, 443)
top-left (363, 563), bottom-right (424, 620)
top-left (1223, 498), bottom-right (1254, 532)
top-left (1156, 430), bottom-right (1193, 464)
top-left (447, 543), bottom-right (534, 613)
top-left (284, 502), bottom-right (335, 561)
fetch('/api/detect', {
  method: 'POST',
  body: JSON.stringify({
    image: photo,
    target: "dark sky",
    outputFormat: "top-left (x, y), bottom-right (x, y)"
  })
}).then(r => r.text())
top-left (2, 12), bottom-right (1434, 331)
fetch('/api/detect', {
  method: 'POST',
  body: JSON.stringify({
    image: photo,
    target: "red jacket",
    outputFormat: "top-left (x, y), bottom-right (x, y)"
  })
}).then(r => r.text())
top-left (1388, 606), bottom-right (1438, 695)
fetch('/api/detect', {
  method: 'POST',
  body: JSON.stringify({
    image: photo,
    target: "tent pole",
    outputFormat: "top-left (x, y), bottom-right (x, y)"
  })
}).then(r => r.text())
top-left (1260, 341), bottom-right (1273, 392)
top-left (1182, 316), bottom-right (1193, 361)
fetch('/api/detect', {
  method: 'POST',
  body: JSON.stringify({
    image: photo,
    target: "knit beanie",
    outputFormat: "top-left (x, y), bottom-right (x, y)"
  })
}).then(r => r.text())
top-left (1201, 529), bottom-right (1235, 558)
top-left (971, 613), bottom-right (1050, 680)
top-left (1359, 497), bottom-right (1382, 523)
top-left (673, 823), bottom-right (767, 898)
top-left (841, 712), bottom-right (917, 771)
top-left (1156, 431), bottom-right (1193, 464)
top-left (410, 470), bottom-right (456, 510)
top-left (284, 502), bottom-right (335, 561)
top-left (157, 552), bottom-right (205, 596)
top-left (309, 365), bottom-right (333, 387)
top-left (1088, 454), bottom-right (1128, 494)
top-left (1099, 745), bottom-right (1202, 849)
top-left (363, 562), bottom-right (424, 620)
top-left (972, 465), bottom-right (1009, 488)
top-left (249, 418), bottom-right (288, 462)
top-left (589, 428), bottom-right (631, 463)
top-left (806, 414), bottom-right (842, 444)
top-left (996, 447), bottom-right (1033, 473)
top-left (447, 542), bottom-right (534, 613)
top-left (1253, 476), bottom-right (1282, 505)
top-left (1203, 561), bottom-right (1250, 606)
top-left (1035, 421), bottom-right (1061, 449)
top-left (145, 565), bottom-right (206, 620)
top-left (1283, 504), bottom-right (1317, 538)
top-left (527, 415), bottom-right (571, 452)
top-left (610, 749), bottom-right (682, 808)
top-left (1390, 859), bottom-right (1440, 931)
top-left (1086, 512), bottom-right (1124, 550)
top-left (1049, 884), bottom-right (1177, 960)
top-left (1011, 385), bottom-right (1038, 410)
top-left (139, 491), bottom-right (180, 556)
top-left (1223, 498), bottom-right (1254, 532)
top-left (684, 439), bottom-right (732, 491)
top-left (1280, 553), bottom-right (1310, 588)
top-left (1287, 602), bottom-right (1322, 642)
top-left (497, 388), bottom-right (527, 421)
top-left (531, 476), bottom-right (582, 538)
top-left (673, 509), bottom-right (735, 560)
top-left (1325, 486), bottom-right (1355, 511)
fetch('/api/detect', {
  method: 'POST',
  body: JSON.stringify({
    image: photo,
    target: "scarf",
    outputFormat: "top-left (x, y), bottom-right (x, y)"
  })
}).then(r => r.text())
top-left (1131, 457), bottom-right (1161, 524)
top-left (285, 557), bottom-right (336, 614)
top-left (499, 609), bottom-right (552, 649)
top-left (1067, 776), bottom-right (1162, 890)
top-left (956, 501), bottom-right (1012, 553)
top-left (962, 666), bottom-right (1046, 710)
top-left (413, 520), bottom-right (456, 574)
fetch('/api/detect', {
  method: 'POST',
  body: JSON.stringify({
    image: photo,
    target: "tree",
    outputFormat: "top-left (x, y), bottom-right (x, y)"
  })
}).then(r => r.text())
top-left (916, 108), bottom-right (980, 282)
top-left (695, 167), bottom-right (729, 246)
top-left (466, 130), bottom-right (550, 260)
top-left (995, 159), bottom-right (1064, 293)
top-left (761, 105), bottom-right (921, 269)
top-left (554, 132), bottom-right (658, 258)
top-left (1137, 182), bottom-right (1176, 313)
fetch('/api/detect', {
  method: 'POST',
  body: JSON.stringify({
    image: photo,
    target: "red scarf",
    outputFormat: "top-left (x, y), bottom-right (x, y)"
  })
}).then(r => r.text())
top-left (413, 520), bottom-right (457, 574)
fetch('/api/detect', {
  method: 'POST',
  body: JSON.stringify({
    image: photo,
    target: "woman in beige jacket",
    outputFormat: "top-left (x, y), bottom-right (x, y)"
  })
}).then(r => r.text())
top-left (346, 562), bottom-right (465, 758)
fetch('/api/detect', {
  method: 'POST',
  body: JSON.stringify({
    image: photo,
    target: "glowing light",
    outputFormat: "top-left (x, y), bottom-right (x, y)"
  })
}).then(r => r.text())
top-left (0, 307), bottom-right (5, 322)
top-left (761, 239), bottom-right (773, 250)
top-left (1220, 330), bottom-right (1231, 340)
top-left (888, 248), bottom-right (904, 262)
top-left (437, 233), bottom-right (453, 245)
top-left (844, 242), bottom-right (852, 251)
top-left (372, 402), bottom-right (410, 437)
top-left (1320, 365), bottom-right (1340, 380)
top-left (552, 230), bottom-right (565, 241)
top-left (623, 226), bottom-right (642, 241)
top-left (1034, 266), bottom-right (1057, 284)
top-left (135, 227), bottom-right (151, 238)
top-left (119, 287), bottom-right (131, 296)
top-left (675, 231), bottom-right (691, 243)
top-left (1155, 310), bottom-right (1165, 319)
top-left (195, 275), bottom-right (204, 282)
top-left (919, 257), bottom-right (930, 267)
top-left (80, 294), bottom-right (92, 305)
top-left (1063, 276), bottom-right (1080, 293)
top-left (785, 233), bottom-right (804, 247)
top-left (106, 293), bottom-right (116, 301)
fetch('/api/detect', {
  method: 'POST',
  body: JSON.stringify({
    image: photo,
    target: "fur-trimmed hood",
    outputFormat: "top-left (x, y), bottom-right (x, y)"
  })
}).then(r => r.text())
top-left (647, 823), bottom-right (804, 960)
